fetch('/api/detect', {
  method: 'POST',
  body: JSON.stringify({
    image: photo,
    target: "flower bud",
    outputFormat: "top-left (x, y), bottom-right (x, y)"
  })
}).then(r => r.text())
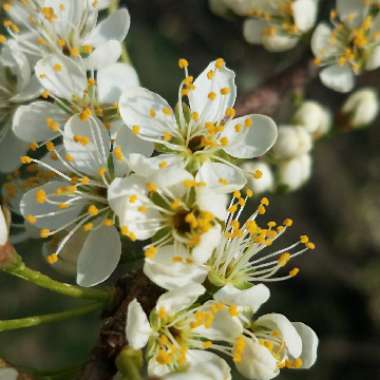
top-left (294, 101), bottom-right (332, 139)
top-left (209, 0), bottom-right (230, 16)
top-left (273, 126), bottom-right (313, 160)
top-left (342, 88), bottom-right (379, 129)
top-left (242, 161), bottom-right (274, 194)
top-left (278, 154), bottom-right (312, 191)
top-left (0, 367), bottom-right (18, 380)
top-left (0, 206), bottom-right (8, 247)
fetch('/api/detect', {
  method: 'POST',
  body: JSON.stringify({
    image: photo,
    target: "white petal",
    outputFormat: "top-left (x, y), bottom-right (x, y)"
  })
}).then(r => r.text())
top-left (320, 65), bottom-right (355, 93)
top-left (13, 101), bottom-right (67, 143)
top-left (85, 40), bottom-right (122, 70)
top-left (311, 23), bottom-right (336, 58)
top-left (192, 224), bottom-right (222, 264)
top-left (255, 313), bottom-right (302, 358)
top-left (20, 181), bottom-right (84, 230)
top-left (0, 127), bottom-right (28, 173)
top-left (263, 33), bottom-right (299, 52)
top-left (366, 45), bottom-right (380, 71)
top-left (196, 162), bottom-right (246, 193)
top-left (273, 126), bottom-right (312, 160)
top-left (85, 8), bottom-right (130, 46)
top-left (113, 127), bottom-right (154, 177)
top-left (292, 322), bottom-right (319, 368)
top-left (11, 75), bottom-right (41, 103)
top-left (242, 161), bottom-right (274, 194)
top-left (119, 87), bottom-right (177, 142)
top-left (97, 63), bottom-right (140, 104)
top-left (126, 299), bottom-right (152, 349)
top-left (236, 339), bottom-right (279, 380)
top-left (222, 114), bottom-right (278, 159)
top-left (292, 0), bottom-right (318, 32)
top-left (214, 284), bottom-right (270, 313)
top-left (156, 284), bottom-right (205, 315)
top-left (63, 115), bottom-right (111, 177)
top-left (337, 0), bottom-right (368, 28)
top-left (188, 60), bottom-right (236, 124)
top-left (76, 225), bottom-right (121, 287)
top-left (196, 188), bottom-right (228, 220)
top-left (243, 19), bottom-right (267, 44)
top-left (152, 167), bottom-right (193, 198)
top-left (35, 54), bottom-right (87, 100)
top-left (278, 154), bottom-right (312, 191)
top-left (0, 206), bottom-right (8, 246)
top-left (144, 244), bottom-right (208, 290)
top-left (0, 368), bottom-right (18, 380)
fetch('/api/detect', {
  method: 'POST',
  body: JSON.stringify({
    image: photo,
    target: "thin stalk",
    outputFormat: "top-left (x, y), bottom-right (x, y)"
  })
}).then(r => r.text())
top-left (5, 263), bottom-right (112, 303)
top-left (0, 303), bottom-right (102, 333)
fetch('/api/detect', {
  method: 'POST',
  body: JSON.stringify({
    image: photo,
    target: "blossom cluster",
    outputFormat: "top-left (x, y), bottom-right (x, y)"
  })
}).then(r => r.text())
top-left (0, 1), bottom-right (321, 379)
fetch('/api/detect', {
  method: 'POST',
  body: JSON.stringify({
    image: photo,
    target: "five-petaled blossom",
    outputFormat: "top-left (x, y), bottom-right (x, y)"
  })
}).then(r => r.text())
top-left (312, 0), bottom-right (380, 92)
top-left (119, 58), bottom-right (278, 191)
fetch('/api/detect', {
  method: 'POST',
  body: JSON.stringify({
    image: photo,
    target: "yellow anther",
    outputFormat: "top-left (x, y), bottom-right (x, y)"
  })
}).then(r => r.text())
top-left (278, 253), bottom-right (291, 267)
top-left (70, 47), bottom-right (80, 57)
top-left (35, 189), bottom-right (47, 204)
top-left (220, 87), bottom-right (230, 95)
top-left (208, 91), bottom-right (217, 101)
top-left (229, 304), bottom-right (239, 317)
top-left (162, 106), bottom-right (173, 116)
top-left (83, 223), bottom-right (94, 232)
top-left (58, 203), bottom-right (69, 209)
top-left (41, 7), bottom-right (57, 21)
top-left (113, 146), bottom-right (124, 161)
top-left (178, 58), bottom-right (189, 69)
top-left (79, 107), bottom-right (92, 121)
top-left (46, 117), bottom-right (60, 132)
top-left (128, 194), bottom-right (138, 204)
top-left (88, 205), bottom-right (99, 216)
top-left (156, 350), bottom-right (172, 365)
top-left (132, 125), bottom-right (140, 135)
top-left (103, 218), bottom-right (114, 227)
top-left (25, 215), bottom-right (37, 225)
top-left (306, 242), bottom-right (316, 250)
top-left (172, 256), bottom-right (184, 263)
top-left (146, 182), bottom-right (158, 193)
top-left (41, 90), bottom-right (50, 99)
top-left (81, 44), bottom-right (94, 54)
top-left (219, 136), bottom-right (229, 146)
top-left (2, 3), bottom-right (11, 12)
top-left (149, 108), bottom-right (156, 118)
top-left (183, 179), bottom-right (196, 189)
top-left (260, 197), bottom-right (270, 206)
top-left (53, 63), bottom-right (62, 72)
top-left (159, 335), bottom-right (170, 346)
top-left (98, 167), bottom-right (107, 177)
top-left (218, 178), bottom-right (229, 185)
top-left (40, 229), bottom-right (50, 238)
top-left (215, 58), bottom-right (225, 69)
top-left (293, 358), bottom-right (303, 369)
top-left (47, 254), bottom-right (59, 264)
top-left (120, 226), bottom-right (129, 236)
top-left (283, 218), bottom-right (293, 227)
top-left (246, 188), bottom-right (254, 198)
top-left (191, 112), bottom-right (200, 121)
top-left (29, 142), bottom-right (38, 151)
top-left (65, 153), bottom-right (74, 162)
top-left (87, 78), bottom-right (96, 87)
top-left (138, 205), bottom-right (147, 213)
top-left (170, 199), bottom-right (182, 210)
top-left (158, 307), bottom-right (167, 320)
top-left (163, 132), bottom-right (172, 141)
top-left (46, 141), bottom-right (55, 152)
top-left (144, 245), bottom-right (157, 259)
top-left (159, 161), bottom-right (168, 169)
top-left (20, 156), bottom-right (33, 164)
top-left (254, 170), bottom-right (263, 179)
top-left (0, 35), bottom-right (7, 44)
top-left (80, 176), bottom-right (90, 186)
top-left (300, 235), bottom-right (309, 244)
top-left (226, 107), bottom-right (236, 118)
top-left (202, 341), bottom-right (213, 349)
top-left (234, 124), bottom-right (242, 133)
top-left (244, 118), bottom-right (253, 128)
top-left (233, 191), bottom-right (241, 199)
top-left (207, 70), bottom-right (215, 80)
top-left (258, 205), bottom-right (266, 215)
top-left (73, 135), bottom-right (90, 145)
top-left (289, 267), bottom-right (300, 277)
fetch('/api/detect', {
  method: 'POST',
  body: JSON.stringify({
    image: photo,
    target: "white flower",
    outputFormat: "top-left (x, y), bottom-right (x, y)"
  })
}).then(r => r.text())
top-left (0, 368), bottom-right (18, 380)
top-left (19, 113), bottom-right (153, 287)
top-left (2, 1), bottom-right (130, 69)
top-left (119, 58), bottom-right (277, 191)
top-left (108, 165), bottom-right (227, 259)
top-left (242, 0), bottom-right (319, 52)
top-left (293, 101), bottom-right (332, 139)
top-left (125, 285), bottom-right (236, 378)
top-left (278, 153), bottom-right (312, 191)
top-left (312, 0), bottom-right (380, 92)
top-left (0, 42), bottom-right (41, 172)
top-left (13, 53), bottom-right (139, 147)
top-left (0, 206), bottom-right (9, 246)
top-left (342, 87), bottom-right (379, 128)
top-left (272, 126), bottom-right (312, 160)
top-left (241, 161), bottom-right (274, 195)
top-left (143, 191), bottom-right (316, 291)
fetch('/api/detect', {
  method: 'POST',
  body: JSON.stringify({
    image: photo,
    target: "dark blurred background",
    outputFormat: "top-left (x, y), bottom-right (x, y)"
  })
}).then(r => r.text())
top-left (1, 1), bottom-right (380, 379)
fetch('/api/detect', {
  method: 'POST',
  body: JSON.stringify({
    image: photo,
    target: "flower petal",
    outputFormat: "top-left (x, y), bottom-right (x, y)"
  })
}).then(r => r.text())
top-left (85, 40), bottom-right (122, 70)
top-left (188, 60), bottom-right (236, 124)
top-left (97, 63), bottom-right (139, 104)
top-left (84, 8), bottom-right (130, 46)
top-left (337, 0), bottom-right (368, 28)
top-left (196, 162), bottom-right (246, 193)
top-left (0, 368), bottom-right (18, 380)
top-left (292, 322), bottom-right (319, 368)
top-left (214, 284), bottom-right (270, 313)
top-left (144, 244), bottom-right (208, 290)
top-left (156, 284), bottom-right (205, 315)
top-left (63, 115), bottom-right (111, 177)
top-left (243, 19), bottom-right (268, 45)
top-left (311, 23), bottom-right (336, 58)
top-left (126, 299), bottom-right (152, 349)
top-left (255, 313), bottom-right (302, 358)
top-left (196, 188), bottom-right (228, 220)
top-left (222, 114), bottom-right (278, 159)
top-left (0, 127), bottom-right (28, 173)
top-left (192, 224), bottom-right (222, 264)
top-left (13, 101), bottom-right (67, 143)
top-left (76, 225), bottom-right (121, 287)
top-left (35, 54), bottom-right (87, 100)
top-left (119, 87), bottom-right (177, 142)
top-left (0, 206), bottom-right (8, 246)
top-left (292, 0), bottom-right (318, 32)
top-left (320, 65), bottom-right (355, 93)
top-left (366, 45), bottom-right (380, 71)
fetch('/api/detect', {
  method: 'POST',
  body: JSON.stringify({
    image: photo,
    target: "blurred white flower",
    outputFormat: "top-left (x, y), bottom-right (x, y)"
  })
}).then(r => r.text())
top-left (0, 42), bottom-right (41, 172)
top-left (0, 206), bottom-right (9, 247)
top-left (273, 126), bottom-right (312, 160)
top-left (0, 367), bottom-right (18, 380)
top-left (278, 153), bottom-right (312, 191)
top-left (293, 101), bottom-right (332, 139)
top-left (342, 87), bottom-right (379, 128)
top-left (119, 58), bottom-right (278, 191)
top-left (2, 1), bottom-right (130, 69)
top-left (242, 161), bottom-right (274, 194)
top-left (312, 0), bottom-right (380, 92)
top-left (20, 112), bottom-right (153, 287)
top-left (241, 0), bottom-right (319, 52)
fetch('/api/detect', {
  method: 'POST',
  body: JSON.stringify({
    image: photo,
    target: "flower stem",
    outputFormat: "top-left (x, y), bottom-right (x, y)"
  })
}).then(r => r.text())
top-left (4, 263), bottom-right (113, 303)
top-left (0, 303), bottom-right (102, 333)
